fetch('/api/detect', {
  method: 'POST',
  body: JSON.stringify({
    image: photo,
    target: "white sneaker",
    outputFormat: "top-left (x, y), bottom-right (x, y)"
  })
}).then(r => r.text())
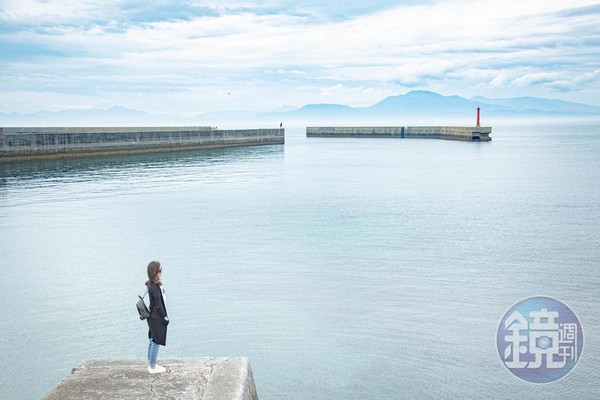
top-left (148, 365), bottom-right (166, 374)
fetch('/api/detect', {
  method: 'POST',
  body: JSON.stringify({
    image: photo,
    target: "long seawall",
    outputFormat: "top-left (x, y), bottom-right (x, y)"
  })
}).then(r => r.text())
top-left (306, 126), bottom-right (491, 141)
top-left (0, 126), bottom-right (284, 161)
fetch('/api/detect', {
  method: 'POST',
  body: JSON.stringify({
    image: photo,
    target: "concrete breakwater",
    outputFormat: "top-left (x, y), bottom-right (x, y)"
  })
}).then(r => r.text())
top-left (306, 126), bottom-right (492, 141)
top-left (43, 358), bottom-right (259, 400)
top-left (0, 126), bottom-right (284, 161)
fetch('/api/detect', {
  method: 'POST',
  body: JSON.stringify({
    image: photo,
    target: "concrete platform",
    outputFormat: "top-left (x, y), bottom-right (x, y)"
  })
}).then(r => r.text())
top-left (306, 126), bottom-right (492, 141)
top-left (1, 127), bottom-right (284, 161)
top-left (43, 358), bottom-right (259, 400)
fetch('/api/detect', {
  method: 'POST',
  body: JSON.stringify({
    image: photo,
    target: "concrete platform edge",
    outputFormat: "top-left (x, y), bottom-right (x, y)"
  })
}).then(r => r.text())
top-left (42, 357), bottom-right (259, 400)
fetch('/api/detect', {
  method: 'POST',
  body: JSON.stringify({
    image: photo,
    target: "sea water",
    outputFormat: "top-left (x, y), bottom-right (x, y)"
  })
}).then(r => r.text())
top-left (1, 124), bottom-right (599, 399)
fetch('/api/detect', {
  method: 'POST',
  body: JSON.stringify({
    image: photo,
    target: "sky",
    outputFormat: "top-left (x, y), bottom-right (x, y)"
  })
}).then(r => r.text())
top-left (1, 0), bottom-right (599, 115)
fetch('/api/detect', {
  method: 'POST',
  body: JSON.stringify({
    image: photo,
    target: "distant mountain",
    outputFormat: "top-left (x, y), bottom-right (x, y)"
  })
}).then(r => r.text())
top-left (283, 103), bottom-right (360, 117)
top-left (1, 91), bottom-right (599, 126)
top-left (0, 106), bottom-right (200, 126)
top-left (274, 91), bottom-right (600, 122)
top-left (471, 95), bottom-right (600, 115)
top-left (370, 91), bottom-right (477, 111)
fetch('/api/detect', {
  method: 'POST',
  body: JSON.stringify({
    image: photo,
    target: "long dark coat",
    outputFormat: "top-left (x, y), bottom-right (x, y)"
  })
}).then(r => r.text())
top-left (146, 282), bottom-right (169, 346)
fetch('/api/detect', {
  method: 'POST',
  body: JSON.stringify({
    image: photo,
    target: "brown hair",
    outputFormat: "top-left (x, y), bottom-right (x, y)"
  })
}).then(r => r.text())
top-left (146, 261), bottom-right (162, 286)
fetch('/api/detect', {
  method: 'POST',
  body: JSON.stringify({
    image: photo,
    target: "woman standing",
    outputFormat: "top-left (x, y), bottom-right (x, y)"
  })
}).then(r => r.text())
top-left (146, 261), bottom-right (169, 374)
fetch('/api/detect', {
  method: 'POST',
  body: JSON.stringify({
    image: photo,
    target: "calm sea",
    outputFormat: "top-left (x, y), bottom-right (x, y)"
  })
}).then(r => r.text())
top-left (1, 124), bottom-right (599, 399)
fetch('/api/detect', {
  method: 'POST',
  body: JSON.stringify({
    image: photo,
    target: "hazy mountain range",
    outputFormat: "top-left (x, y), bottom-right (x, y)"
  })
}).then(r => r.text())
top-left (2, 91), bottom-right (599, 126)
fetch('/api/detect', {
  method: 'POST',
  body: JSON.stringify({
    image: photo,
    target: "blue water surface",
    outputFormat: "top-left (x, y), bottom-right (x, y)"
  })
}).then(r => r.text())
top-left (1, 124), bottom-right (599, 399)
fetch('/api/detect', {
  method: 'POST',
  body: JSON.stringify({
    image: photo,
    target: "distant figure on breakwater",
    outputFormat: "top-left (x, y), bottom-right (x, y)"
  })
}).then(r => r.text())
top-left (145, 261), bottom-right (169, 374)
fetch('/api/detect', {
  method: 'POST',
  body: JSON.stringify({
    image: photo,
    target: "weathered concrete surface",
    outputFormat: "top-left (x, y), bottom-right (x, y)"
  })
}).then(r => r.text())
top-left (1, 127), bottom-right (284, 161)
top-left (43, 358), bottom-right (259, 400)
top-left (404, 126), bottom-right (491, 141)
top-left (306, 126), bottom-right (492, 141)
top-left (306, 126), bottom-right (403, 138)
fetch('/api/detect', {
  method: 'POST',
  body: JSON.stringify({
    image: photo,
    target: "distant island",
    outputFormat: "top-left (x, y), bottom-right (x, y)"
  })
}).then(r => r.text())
top-left (2, 91), bottom-right (599, 126)
top-left (281, 91), bottom-right (600, 120)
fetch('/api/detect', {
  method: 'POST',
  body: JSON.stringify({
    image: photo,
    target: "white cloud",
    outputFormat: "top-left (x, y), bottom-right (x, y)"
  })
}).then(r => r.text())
top-left (513, 72), bottom-right (566, 87)
top-left (513, 69), bottom-right (600, 91)
top-left (1, 0), bottom-right (600, 113)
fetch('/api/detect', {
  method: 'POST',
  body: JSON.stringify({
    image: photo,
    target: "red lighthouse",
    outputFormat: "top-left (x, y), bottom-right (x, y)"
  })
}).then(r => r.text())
top-left (476, 106), bottom-right (481, 127)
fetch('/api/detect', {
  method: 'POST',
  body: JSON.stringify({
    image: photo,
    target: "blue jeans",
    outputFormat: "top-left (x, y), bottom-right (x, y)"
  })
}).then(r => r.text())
top-left (148, 339), bottom-right (160, 366)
